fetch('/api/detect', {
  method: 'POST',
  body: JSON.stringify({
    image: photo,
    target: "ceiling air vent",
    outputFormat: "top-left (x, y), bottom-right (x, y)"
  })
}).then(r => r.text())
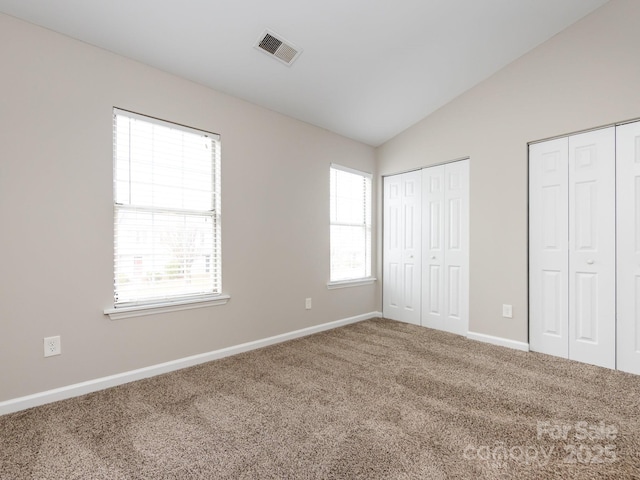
top-left (255, 29), bottom-right (302, 66)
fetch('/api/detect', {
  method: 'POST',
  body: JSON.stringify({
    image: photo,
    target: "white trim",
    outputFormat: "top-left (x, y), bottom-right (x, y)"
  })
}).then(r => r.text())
top-left (0, 311), bottom-right (381, 416)
top-left (114, 107), bottom-right (220, 139)
top-left (467, 331), bottom-right (530, 352)
top-left (327, 277), bottom-right (377, 289)
top-left (104, 294), bottom-right (231, 320)
top-left (330, 163), bottom-right (372, 178)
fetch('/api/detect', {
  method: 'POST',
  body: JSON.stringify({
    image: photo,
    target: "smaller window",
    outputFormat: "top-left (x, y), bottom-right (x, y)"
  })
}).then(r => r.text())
top-left (329, 164), bottom-right (372, 282)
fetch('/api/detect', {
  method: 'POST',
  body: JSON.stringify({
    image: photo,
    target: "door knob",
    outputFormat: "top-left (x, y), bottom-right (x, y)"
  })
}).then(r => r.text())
top-left (431, 256), bottom-right (436, 260)
top-left (586, 259), bottom-right (594, 265)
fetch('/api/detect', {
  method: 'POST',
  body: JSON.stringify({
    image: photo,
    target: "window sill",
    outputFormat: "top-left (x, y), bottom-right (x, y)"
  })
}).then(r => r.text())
top-left (104, 294), bottom-right (231, 320)
top-left (327, 278), bottom-right (377, 290)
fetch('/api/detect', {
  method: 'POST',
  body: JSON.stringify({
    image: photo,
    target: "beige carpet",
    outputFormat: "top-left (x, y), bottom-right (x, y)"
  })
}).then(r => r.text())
top-left (1, 318), bottom-right (640, 479)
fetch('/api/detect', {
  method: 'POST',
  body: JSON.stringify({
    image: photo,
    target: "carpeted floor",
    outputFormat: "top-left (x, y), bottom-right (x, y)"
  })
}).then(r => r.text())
top-left (1, 318), bottom-right (640, 479)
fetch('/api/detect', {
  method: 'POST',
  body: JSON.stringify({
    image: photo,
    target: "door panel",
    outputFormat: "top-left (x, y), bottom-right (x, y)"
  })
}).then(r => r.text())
top-left (448, 198), bottom-right (461, 249)
top-left (617, 120), bottom-right (640, 374)
top-left (422, 165), bottom-right (445, 330)
top-left (384, 175), bottom-right (402, 316)
top-left (383, 171), bottom-right (422, 325)
top-left (568, 127), bottom-right (615, 369)
top-left (388, 263), bottom-right (399, 308)
top-left (529, 138), bottom-right (569, 358)
top-left (443, 160), bottom-right (469, 335)
top-left (448, 265), bottom-right (461, 320)
top-left (404, 263), bottom-right (415, 310)
top-left (575, 272), bottom-right (597, 341)
top-left (422, 160), bottom-right (469, 335)
top-left (541, 270), bottom-right (562, 336)
top-left (428, 265), bottom-right (441, 315)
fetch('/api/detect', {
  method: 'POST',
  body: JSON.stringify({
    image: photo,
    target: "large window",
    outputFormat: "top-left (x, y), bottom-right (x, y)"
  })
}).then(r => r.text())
top-left (112, 109), bottom-right (221, 308)
top-left (329, 164), bottom-right (372, 283)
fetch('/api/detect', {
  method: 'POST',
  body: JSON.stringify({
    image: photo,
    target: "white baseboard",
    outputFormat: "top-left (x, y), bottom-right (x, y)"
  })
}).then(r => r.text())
top-left (0, 311), bottom-right (381, 416)
top-left (467, 331), bottom-right (530, 352)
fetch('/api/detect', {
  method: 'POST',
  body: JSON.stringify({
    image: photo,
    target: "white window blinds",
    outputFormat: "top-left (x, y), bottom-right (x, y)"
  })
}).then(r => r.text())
top-left (330, 165), bottom-right (372, 282)
top-left (113, 109), bottom-right (221, 307)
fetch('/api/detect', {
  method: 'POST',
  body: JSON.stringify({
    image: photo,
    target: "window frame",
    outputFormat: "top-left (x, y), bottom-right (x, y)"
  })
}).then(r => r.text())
top-left (328, 163), bottom-right (376, 288)
top-left (105, 108), bottom-right (228, 319)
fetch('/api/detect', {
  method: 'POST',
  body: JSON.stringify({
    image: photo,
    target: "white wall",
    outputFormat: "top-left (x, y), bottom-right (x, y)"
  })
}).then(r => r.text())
top-left (0, 13), bottom-right (377, 402)
top-left (377, 0), bottom-right (640, 344)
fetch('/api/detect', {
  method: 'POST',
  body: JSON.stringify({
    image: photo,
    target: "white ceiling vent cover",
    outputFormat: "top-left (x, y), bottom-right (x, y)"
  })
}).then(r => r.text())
top-left (254, 29), bottom-right (302, 66)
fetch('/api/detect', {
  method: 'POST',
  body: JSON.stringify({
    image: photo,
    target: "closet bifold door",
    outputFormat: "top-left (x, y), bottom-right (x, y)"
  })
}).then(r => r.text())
top-left (529, 138), bottom-right (569, 358)
top-left (383, 171), bottom-right (422, 325)
top-left (617, 120), bottom-right (640, 375)
top-left (422, 160), bottom-right (469, 335)
top-left (568, 127), bottom-right (616, 369)
top-left (422, 165), bottom-right (446, 330)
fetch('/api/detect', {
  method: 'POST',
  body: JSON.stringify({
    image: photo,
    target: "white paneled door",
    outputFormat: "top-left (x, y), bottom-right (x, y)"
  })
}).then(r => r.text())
top-left (529, 138), bottom-right (569, 359)
top-left (617, 121), bottom-right (640, 375)
top-left (384, 161), bottom-right (468, 332)
top-left (383, 171), bottom-right (422, 325)
top-left (529, 127), bottom-right (616, 370)
top-left (568, 128), bottom-right (616, 369)
top-left (422, 160), bottom-right (469, 335)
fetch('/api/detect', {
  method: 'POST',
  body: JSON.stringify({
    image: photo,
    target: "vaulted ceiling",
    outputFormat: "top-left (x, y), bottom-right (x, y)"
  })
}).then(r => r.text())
top-left (0, 0), bottom-right (609, 146)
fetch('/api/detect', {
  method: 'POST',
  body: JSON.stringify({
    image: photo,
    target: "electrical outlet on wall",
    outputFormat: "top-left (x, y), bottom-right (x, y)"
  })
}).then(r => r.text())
top-left (44, 336), bottom-right (61, 357)
top-left (502, 304), bottom-right (513, 319)
top-left (305, 298), bottom-right (312, 310)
